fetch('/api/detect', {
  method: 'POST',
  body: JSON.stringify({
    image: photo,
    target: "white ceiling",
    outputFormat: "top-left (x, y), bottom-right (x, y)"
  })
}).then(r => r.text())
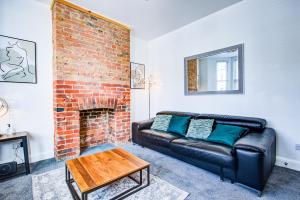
top-left (37, 0), bottom-right (242, 41)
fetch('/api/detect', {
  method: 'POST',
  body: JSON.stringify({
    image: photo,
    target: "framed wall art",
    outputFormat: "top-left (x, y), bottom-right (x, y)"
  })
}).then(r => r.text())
top-left (0, 35), bottom-right (37, 84)
top-left (130, 62), bottom-right (145, 89)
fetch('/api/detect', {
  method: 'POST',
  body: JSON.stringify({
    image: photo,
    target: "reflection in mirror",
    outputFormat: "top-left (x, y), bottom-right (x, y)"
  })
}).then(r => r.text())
top-left (185, 44), bottom-right (243, 95)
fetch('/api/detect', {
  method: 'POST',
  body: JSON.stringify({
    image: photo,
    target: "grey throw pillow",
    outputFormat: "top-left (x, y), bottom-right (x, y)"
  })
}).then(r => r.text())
top-left (186, 119), bottom-right (214, 139)
top-left (151, 115), bottom-right (172, 131)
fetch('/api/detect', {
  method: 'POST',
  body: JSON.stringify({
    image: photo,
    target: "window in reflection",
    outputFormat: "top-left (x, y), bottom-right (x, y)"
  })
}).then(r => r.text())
top-left (216, 61), bottom-right (228, 91)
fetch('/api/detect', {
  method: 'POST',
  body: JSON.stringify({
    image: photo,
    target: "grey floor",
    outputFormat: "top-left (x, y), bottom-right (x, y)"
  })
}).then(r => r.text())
top-left (0, 143), bottom-right (300, 200)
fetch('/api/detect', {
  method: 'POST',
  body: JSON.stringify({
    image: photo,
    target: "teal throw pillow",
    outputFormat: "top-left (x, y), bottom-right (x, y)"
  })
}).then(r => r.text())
top-left (167, 115), bottom-right (191, 136)
top-left (207, 124), bottom-right (248, 147)
top-left (151, 115), bottom-right (172, 131)
top-left (186, 119), bottom-right (214, 140)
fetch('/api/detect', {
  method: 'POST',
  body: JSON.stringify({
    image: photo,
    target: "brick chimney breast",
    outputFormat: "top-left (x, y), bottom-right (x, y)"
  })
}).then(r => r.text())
top-left (52, 2), bottom-right (130, 160)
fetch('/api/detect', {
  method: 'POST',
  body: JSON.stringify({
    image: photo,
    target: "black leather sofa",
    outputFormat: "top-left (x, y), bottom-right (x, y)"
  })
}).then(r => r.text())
top-left (132, 111), bottom-right (276, 196)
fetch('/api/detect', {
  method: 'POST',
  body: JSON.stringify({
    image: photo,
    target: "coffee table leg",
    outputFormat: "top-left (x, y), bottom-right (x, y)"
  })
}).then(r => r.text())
top-left (82, 193), bottom-right (88, 200)
top-left (66, 165), bottom-right (70, 182)
top-left (139, 169), bottom-right (143, 184)
top-left (66, 165), bottom-right (83, 200)
top-left (146, 166), bottom-right (150, 186)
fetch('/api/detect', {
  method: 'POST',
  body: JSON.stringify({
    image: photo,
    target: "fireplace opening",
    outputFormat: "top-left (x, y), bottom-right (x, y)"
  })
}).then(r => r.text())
top-left (79, 108), bottom-right (114, 153)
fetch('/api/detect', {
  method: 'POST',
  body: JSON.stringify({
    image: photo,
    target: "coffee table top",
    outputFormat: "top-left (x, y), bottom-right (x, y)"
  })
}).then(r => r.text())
top-left (66, 148), bottom-right (150, 192)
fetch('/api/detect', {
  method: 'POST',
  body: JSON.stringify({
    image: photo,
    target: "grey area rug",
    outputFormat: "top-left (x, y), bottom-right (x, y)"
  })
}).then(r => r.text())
top-left (32, 167), bottom-right (189, 200)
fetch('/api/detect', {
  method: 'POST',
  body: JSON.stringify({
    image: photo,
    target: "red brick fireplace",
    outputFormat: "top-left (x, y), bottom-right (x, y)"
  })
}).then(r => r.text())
top-left (52, 1), bottom-right (131, 160)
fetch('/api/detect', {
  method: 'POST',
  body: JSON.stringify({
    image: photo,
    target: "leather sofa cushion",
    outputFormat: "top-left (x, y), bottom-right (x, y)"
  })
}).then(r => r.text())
top-left (157, 112), bottom-right (266, 132)
top-left (170, 138), bottom-right (235, 168)
top-left (157, 111), bottom-right (199, 118)
top-left (196, 114), bottom-right (266, 132)
top-left (141, 129), bottom-right (180, 148)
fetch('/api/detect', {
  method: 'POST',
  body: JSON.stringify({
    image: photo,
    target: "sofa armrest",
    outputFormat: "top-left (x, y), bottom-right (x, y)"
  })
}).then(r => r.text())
top-left (132, 118), bottom-right (154, 144)
top-left (234, 128), bottom-right (276, 153)
top-left (235, 128), bottom-right (276, 192)
top-left (132, 118), bottom-right (154, 130)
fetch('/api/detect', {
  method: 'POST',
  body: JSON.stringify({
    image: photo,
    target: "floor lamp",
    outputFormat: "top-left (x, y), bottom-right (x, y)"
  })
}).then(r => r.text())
top-left (147, 75), bottom-right (154, 119)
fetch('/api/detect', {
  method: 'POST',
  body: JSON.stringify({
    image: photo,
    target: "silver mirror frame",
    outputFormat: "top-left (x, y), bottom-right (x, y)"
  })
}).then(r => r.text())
top-left (184, 44), bottom-right (244, 95)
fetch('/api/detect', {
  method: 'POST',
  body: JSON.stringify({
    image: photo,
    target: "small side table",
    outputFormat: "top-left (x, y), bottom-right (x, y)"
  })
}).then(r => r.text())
top-left (0, 132), bottom-right (30, 178)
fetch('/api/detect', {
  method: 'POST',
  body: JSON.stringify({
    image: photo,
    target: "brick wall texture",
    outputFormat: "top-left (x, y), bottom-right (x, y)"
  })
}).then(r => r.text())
top-left (52, 2), bottom-right (130, 160)
top-left (187, 59), bottom-right (198, 91)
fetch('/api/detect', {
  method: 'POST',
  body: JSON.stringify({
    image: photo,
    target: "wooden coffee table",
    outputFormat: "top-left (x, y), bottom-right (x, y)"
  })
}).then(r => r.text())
top-left (65, 148), bottom-right (150, 200)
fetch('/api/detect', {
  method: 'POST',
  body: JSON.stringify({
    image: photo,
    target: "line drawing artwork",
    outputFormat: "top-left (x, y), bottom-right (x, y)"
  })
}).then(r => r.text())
top-left (131, 62), bottom-right (145, 89)
top-left (0, 35), bottom-right (36, 83)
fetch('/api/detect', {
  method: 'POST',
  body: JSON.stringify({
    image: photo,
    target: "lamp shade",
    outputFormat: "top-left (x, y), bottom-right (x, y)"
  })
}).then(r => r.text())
top-left (0, 98), bottom-right (8, 117)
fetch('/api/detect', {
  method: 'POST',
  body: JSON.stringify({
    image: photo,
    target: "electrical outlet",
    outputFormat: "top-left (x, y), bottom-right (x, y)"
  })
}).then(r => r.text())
top-left (296, 144), bottom-right (300, 151)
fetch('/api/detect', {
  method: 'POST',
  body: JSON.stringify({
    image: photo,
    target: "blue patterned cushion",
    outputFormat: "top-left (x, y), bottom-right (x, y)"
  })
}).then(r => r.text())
top-left (186, 119), bottom-right (214, 139)
top-left (151, 115), bottom-right (172, 131)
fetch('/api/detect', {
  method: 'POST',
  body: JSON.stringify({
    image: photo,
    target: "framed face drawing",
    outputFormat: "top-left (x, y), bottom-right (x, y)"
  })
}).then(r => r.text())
top-left (130, 62), bottom-right (145, 89)
top-left (0, 35), bottom-right (37, 84)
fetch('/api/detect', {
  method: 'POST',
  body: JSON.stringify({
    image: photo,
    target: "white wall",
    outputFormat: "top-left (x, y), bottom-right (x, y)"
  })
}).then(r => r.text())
top-left (130, 36), bottom-right (149, 122)
top-left (0, 0), bottom-right (54, 163)
top-left (147, 0), bottom-right (300, 170)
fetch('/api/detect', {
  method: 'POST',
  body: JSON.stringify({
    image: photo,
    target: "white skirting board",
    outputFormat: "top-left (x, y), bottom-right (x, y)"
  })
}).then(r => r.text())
top-left (30, 151), bottom-right (54, 163)
top-left (276, 156), bottom-right (300, 171)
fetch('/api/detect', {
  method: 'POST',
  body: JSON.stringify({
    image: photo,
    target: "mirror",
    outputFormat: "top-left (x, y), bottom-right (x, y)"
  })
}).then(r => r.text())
top-left (184, 44), bottom-right (244, 95)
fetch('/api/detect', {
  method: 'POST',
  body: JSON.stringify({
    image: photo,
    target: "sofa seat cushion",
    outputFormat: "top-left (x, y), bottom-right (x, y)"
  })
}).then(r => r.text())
top-left (141, 129), bottom-right (181, 147)
top-left (169, 138), bottom-right (235, 168)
